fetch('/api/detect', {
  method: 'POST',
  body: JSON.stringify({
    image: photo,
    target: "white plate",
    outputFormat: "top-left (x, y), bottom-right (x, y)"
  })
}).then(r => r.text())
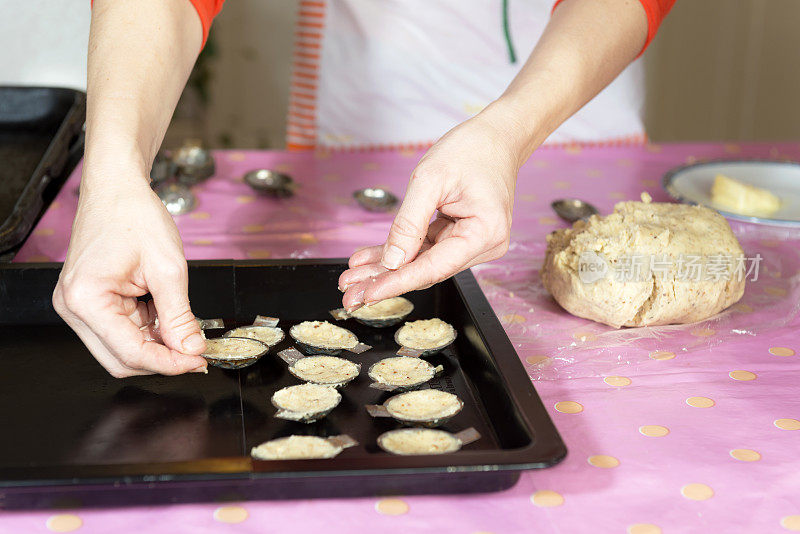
top-left (663, 160), bottom-right (800, 227)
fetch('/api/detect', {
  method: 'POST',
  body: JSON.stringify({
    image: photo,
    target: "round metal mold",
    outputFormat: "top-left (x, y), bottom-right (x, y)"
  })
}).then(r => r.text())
top-left (551, 198), bottom-right (599, 223)
top-left (173, 140), bottom-right (215, 184)
top-left (289, 322), bottom-right (360, 356)
top-left (354, 187), bottom-right (398, 212)
top-left (244, 169), bottom-right (296, 198)
top-left (271, 383), bottom-right (342, 423)
top-left (287, 355), bottom-right (361, 388)
top-left (223, 325), bottom-right (285, 347)
top-left (156, 182), bottom-right (197, 216)
top-left (201, 336), bottom-right (269, 369)
top-left (394, 320), bottom-right (457, 357)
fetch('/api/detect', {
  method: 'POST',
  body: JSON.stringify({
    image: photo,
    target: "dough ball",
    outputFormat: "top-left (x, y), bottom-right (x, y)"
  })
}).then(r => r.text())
top-left (541, 195), bottom-right (745, 328)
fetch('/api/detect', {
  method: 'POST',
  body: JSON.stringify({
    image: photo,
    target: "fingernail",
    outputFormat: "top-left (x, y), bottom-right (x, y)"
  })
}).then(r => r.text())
top-left (346, 288), bottom-right (365, 312)
top-left (191, 365), bottom-right (208, 374)
top-left (339, 283), bottom-right (350, 293)
top-left (382, 245), bottom-right (405, 270)
top-left (183, 333), bottom-right (206, 353)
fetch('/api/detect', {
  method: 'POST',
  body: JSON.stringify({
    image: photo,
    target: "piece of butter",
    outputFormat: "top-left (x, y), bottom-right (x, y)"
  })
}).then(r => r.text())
top-left (710, 173), bottom-right (781, 217)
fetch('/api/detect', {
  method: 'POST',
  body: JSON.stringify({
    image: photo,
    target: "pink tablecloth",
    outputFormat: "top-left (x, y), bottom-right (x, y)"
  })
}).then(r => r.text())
top-left (7, 143), bottom-right (800, 534)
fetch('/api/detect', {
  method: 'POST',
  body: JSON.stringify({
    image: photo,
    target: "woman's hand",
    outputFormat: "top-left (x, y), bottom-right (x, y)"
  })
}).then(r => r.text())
top-left (339, 104), bottom-right (523, 309)
top-left (53, 173), bottom-right (207, 377)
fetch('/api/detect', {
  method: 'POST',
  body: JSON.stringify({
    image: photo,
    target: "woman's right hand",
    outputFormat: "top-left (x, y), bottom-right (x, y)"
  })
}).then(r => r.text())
top-left (53, 171), bottom-right (207, 378)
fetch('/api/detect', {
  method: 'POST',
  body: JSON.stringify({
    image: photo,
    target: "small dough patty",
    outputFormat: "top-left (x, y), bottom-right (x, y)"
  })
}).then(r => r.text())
top-left (225, 326), bottom-right (284, 346)
top-left (291, 355), bottom-right (360, 385)
top-left (251, 436), bottom-right (340, 460)
top-left (203, 337), bottom-right (266, 360)
top-left (385, 389), bottom-right (462, 422)
top-left (379, 428), bottom-right (461, 455)
top-left (396, 319), bottom-right (456, 350)
top-left (351, 297), bottom-right (414, 320)
top-left (291, 321), bottom-right (358, 349)
top-left (369, 357), bottom-right (436, 387)
top-left (272, 383), bottom-right (341, 414)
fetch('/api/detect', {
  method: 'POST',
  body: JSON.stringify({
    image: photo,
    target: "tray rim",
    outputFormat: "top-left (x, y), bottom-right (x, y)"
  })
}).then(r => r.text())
top-left (0, 259), bottom-right (567, 488)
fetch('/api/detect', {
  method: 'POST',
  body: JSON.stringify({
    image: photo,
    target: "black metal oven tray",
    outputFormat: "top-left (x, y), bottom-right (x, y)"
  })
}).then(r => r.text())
top-left (0, 87), bottom-right (86, 259)
top-left (0, 260), bottom-right (566, 508)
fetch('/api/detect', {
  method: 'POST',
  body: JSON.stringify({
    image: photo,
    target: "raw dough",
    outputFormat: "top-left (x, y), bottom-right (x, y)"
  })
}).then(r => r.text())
top-left (385, 389), bottom-right (462, 422)
top-left (396, 319), bottom-right (456, 350)
top-left (542, 194), bottom-right (745, 327)
top-left (378, 428), bottom-right (461, 455)
top-left (369, 357), bottom-right (436, 387)
top-left (225, 326), bottom-right (284, 346)
top-left (291, 321), bottom-right (358, 349)
top-left (272, 383), bottom-right (341, 415)
top-left (351, 296), bottom-right (413, 320)
top-left (202, 337), bottom-right (266, 359)
top-left (251, 436), bottom-right (341, 460)
top-left (291, 356), bottom-right (360, 385)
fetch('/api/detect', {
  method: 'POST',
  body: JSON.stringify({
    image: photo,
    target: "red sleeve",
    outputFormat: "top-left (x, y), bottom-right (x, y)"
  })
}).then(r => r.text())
top-left (90, 0), bottom-right (225, 48)
top-left (552, 0), bottom-right (676, 55)
top-left (189, 0), bottom-right (225, 47)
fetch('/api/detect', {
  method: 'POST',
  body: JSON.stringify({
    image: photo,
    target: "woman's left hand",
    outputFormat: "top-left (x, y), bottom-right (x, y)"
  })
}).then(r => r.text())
top-left (339, 104), bottom-right (523, 310)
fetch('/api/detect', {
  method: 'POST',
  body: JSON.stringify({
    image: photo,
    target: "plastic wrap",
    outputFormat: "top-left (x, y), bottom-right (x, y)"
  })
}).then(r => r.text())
top-left (475, 221), bottom-right (800, 380)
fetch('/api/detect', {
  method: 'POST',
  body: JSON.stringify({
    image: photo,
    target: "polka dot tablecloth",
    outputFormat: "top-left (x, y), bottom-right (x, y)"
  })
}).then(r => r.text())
top-left (8, 143), bottom-right (800, 533)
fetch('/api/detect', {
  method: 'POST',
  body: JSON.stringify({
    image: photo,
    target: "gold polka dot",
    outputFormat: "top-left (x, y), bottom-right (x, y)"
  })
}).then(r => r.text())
top-left (724, 143), bottom-right (742, 154)
top-left (731, 303), bottom-right (753, 313)
top-left (774, 418), bottom-right (800, 431)
top-left (531, 490), bottom-right (564, 507)
top-left (192, 239), bottom-right (213, 246)
top-left (768, 270), bottom-right (782, 279)
top-left (608, 191), bottom-right (626, 199)
top-left (646, 144), bottom-right (662, 153)
top-left (502, 313), bottom-right (526, 324)
top-left (33, 228), bottom-right (55, 236)
top-left (572, 331), bottom-right (597, 342)
top-left (227, 152), bottom-right (246, 161)
top-left (533, 159), bottom-right (549, 168)
top-left (288, 205), bottom-right (308, 214)
top-left (729, 370), bottom-right (757, 381)
top-left (213, 505), bottom-right (248, 523)
top-left (375, 498), bottom-right (409, 515)
top-left (519, 193), bottom-right (536, 202)
top-left (298, 232), bottom-right (318, 244)
top-left (691, 327), bottom-right (716, 337)
top-left (333, 195), bottom-right (351, 205)
top-left (627, 524), bottom-right (662, 534)
top-left (681, 483), bottom-right (714, 501)
top-left (617, 159), bottom-right (633, 167)
top-left (236, 196), bottom-right (255, 204)
top-left (649, 350), bottom-right (676, 361)
top-left (565, 145), bottom-right (582, 155)
top-left (639, 425), bottom-right (669, 437)
top-left (246, 249), bottom-right (272, 259)
top-left (526, 355), bottom-right (549, 366)
top-left (190, 211), bottom-right (211, 219)
top-left (555, 401), bottom-right (583, 414)
top-left (770, 347), bottom-right (795, 357)
top-left (362, 162), bottom-right (380, 171)
top-left (322, 173), bottom-right (340, 182)
top-left (400, 148), bottom-right (417, 158)
top-left (274, 163), bottom-right (293, 172)
top-left (781, 515), bottom-right (800, 531)
top-left (586, 168), bottom-right (603, 177)
top-left (686, 155), bottom-right (697, 164)
top-left (604, 376), bottom-right (631, 387)
top-left (242, 224), bottom-right (264, 233)
top-left (760, 239), bottom-right (780, 248)
top-left (26, 254), bottom-right (52, 262)
top-left (765, 286), bottom-right (788, 297)
top-left (50, 201), bottom-right (61, 209)
top-left (641, 178), bottom-right (658, 188)
top-left (46, 514), bottom-right (83, 532)
top-left (553, 180), bottom-right (570, 189)
top-left (686, 396), bottom-right (715, 408)
top-left (314, 149), bottom-right (331, 160)
top-left (538, 216), bottom-right (559, 225)
top-left (588, 455), bottom-right (620, 468)
top-left (730, 448), bottom-right (761, 462)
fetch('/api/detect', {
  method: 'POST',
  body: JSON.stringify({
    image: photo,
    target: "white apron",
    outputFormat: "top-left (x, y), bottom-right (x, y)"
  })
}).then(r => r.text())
top-left (288, 0), bottom-right (646, 151)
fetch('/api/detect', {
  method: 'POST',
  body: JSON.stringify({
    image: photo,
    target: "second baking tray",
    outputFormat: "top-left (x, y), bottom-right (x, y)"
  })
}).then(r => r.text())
top-left (0, 260), bottom-right (566, 508)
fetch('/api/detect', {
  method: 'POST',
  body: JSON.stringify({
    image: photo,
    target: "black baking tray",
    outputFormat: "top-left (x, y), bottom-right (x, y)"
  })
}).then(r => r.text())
top-left (0, 260), bottom-right (566, 509)
top-left (0, 87), bottom-right (86, 259)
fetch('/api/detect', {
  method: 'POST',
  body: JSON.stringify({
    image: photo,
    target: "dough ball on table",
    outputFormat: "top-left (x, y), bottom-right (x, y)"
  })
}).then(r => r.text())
top-left (541, 194), bottom-right (745, 328)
